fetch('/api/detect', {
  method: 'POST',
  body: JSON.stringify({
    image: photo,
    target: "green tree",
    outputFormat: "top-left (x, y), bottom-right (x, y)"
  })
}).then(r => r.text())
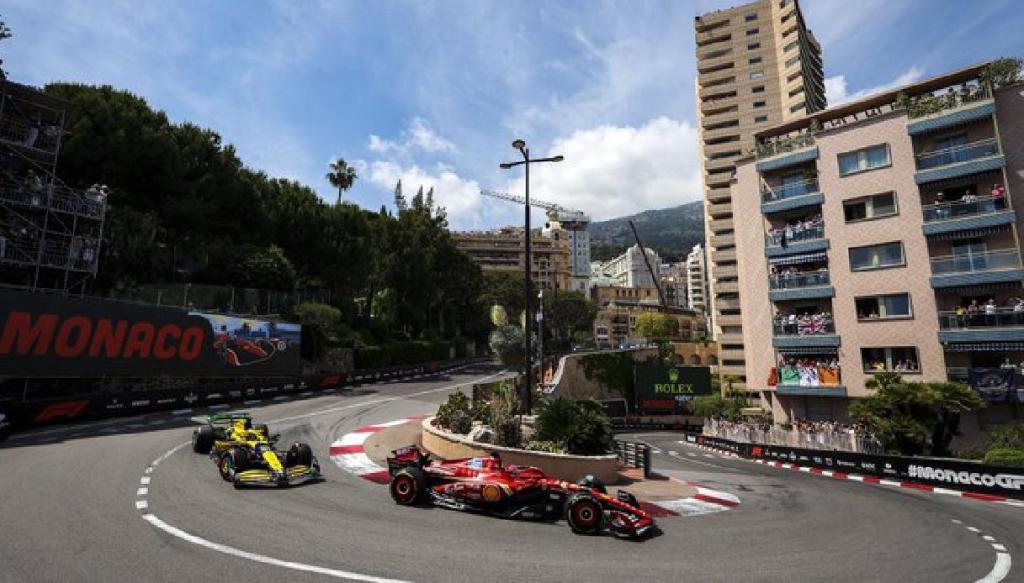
top-left (232, 245), bottom-right (297, 291)
top-left (535, 397), bottom-right (612, 455)
top-left (980, 57), bottom-right (1023, 89)
top-left (633, 312), bottom-right (679, 342)
top-left (691, 394), bottom-right (744, 421)
top-left (542, 291), bottom-right (596, 350)
top-left (326, 157), bottom-right (357, 205)
top-left (849, 373), bottom-right (983, 456)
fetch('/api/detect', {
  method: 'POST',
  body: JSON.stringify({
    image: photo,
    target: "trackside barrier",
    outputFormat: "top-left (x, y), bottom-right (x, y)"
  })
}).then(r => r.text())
top-left (694, 434), bottom-right (1024, 500)
top-left (3, 357), bottom-right (491, 432)
top-left (614, 439), bottom-right (652, 478)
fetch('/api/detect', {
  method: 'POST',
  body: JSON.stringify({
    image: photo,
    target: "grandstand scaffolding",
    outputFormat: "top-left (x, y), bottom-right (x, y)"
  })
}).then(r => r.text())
top-left (0, 79), bottom-right (106, 295)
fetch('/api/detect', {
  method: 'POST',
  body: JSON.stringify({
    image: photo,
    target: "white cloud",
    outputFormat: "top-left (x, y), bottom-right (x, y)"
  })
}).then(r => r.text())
top-left (506, 117), bottom-right (701, 221)
top-left (825, 67), bottom-right (925, 105)
top-left (368, 118), bottom-right (457, 154)
top-left (368, 160), bottom-right (506, 229)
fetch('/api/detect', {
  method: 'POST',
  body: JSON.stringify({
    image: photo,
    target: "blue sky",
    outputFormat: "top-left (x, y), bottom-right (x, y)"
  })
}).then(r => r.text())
top-left (3, 0), bottom-right (1022, 229)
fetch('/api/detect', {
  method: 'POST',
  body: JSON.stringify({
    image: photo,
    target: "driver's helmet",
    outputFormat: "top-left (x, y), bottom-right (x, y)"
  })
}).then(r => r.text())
top-left (578, 474), bottom-right (607, 494)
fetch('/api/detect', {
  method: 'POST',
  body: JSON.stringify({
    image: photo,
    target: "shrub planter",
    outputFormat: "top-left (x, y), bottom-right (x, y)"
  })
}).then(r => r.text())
top-left (421, 417), bottom-right (620, 484)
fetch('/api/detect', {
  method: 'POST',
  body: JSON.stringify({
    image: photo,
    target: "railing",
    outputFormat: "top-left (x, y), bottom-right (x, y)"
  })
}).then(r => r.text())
top-left (916, 138), bottom-right (999, 170)
top-left (769, 270), bottom-right (830, 290)
top-left (923, 194), bottom-right (1007, 222)
top-left (704, 419), bottom-right (883, 455)
top-left (613, 440), bottom-right (652, 478)
top-left (0, 174), bottom-right (107, 219)
top-left (773, 319), bottom-right (835, 337)
top-left (761, 177), bottom-right (819, 202)
top-left (930, 249), bottom-right (1021, 275)
top-left (755, 133), bottom-right (815, 159)
top-left (766, 223), bottom-right (824, 246)
top-left (0, 115), bottom-right (61, 154)
top-left (938, 307), bottom-right (1024, 330)
top-left (907, 83), bottom-right (992, 119)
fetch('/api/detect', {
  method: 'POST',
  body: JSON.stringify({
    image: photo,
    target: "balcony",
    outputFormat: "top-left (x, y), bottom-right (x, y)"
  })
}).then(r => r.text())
top-left (707, 187), bottom-right (732, 203)
top-left (914, 138), bottom-right (1004, 185)
top-left (713, 248), bottom-right (736, 263)
top-left (765, 224), bottom-right (828, 258)
top-left (760, 178), bottom-right (823, 214)
top-left (922, 195), bottom-right (1015, 236)
top-left (716, 280), bottom-right (739, 293)
top-left (930, 249), bottom-right (1024, 288)
top-left (906, 85), bottom-right (994, 134)
top-left (772, 320), bottom-right (840, 348)
top-left (755, 134), bottom-right (817, 171)
top-left (709, 201), bottom-right (732, 217)
top-left (768, 271), bottom-right (834, 301)
top-left (710, 232), bottom-right (735, 249)
top-left (775, 385), bottom-right (848, 397)
top-left (937, 308), bottom-right (1024, 343)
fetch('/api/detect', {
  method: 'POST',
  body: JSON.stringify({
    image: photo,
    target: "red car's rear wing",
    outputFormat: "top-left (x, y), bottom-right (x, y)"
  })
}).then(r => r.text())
top-left (387, 445), bottom-right (430, 475)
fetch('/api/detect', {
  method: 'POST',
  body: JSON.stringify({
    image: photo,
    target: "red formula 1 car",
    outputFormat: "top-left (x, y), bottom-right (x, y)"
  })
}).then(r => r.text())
top-left (386, 445), bottom-right (657, 538)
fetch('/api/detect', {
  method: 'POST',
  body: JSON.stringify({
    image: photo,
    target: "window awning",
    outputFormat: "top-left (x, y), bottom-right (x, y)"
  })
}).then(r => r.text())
top-left (768, 252), bottom-right (827, 266)
top-left (920, 168), bottom-right (1001, 190)
top-left (937, 281), bottom-right (1022, 294)
top-left (776, 346), bottom-right (839, 355)
top-left (945, 342), bottom-right (1024, 352)
top-left (927, 225), bottom-right (1009, 241)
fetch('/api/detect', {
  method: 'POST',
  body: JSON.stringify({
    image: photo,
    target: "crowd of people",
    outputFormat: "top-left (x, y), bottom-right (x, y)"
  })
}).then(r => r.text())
top-left (769, 263), bottom-right (829, 288)
top-left (769, 356), bottom-right (841, 387)
top-left (944, 297), bottom-right (1024, 328)
top-left (772, 310), bottom-right (834, 336)
top-left (766, 213), bottom-right (824, 246)
top-left (930, 183), bottom-right (1006, 219)
top-left (704, 417), bottom-right (881, 454)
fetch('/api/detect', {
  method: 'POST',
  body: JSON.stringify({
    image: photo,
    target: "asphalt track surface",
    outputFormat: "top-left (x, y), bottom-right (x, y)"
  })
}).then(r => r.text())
top-left (0, 361), bottom-right (1020, 582)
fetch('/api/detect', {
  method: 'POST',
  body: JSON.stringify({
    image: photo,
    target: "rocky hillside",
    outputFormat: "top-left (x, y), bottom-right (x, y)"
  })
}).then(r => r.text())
top-left (589, 201), bottom-right (704, 263)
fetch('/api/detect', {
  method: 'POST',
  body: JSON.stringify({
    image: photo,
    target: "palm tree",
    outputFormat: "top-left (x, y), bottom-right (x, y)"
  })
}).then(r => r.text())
top-left (326, 158), bottom-right (357, 205)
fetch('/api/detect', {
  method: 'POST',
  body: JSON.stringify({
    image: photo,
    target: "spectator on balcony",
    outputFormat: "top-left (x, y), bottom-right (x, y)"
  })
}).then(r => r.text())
top-left (961, 191), bottom-right (979, 204)
top-left (1001, 358), bottom-right (1016, 369)
top-left (934, 191), bottom-right (950, 218)
top-left (85, 184), bottom-right (102, 202)
top-left (24, 170), bottom-right (43, 205)
top-left (992, 183), bottom-right (1006, 209)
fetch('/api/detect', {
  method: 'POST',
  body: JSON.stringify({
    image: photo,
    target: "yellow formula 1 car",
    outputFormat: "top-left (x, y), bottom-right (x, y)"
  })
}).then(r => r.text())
top-left (191, 412), bottom-right (321, 488)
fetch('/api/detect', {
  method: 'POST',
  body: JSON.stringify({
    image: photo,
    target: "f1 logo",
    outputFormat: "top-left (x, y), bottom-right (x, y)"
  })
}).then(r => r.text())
top-left (34, 400), bottom-right (89, 422)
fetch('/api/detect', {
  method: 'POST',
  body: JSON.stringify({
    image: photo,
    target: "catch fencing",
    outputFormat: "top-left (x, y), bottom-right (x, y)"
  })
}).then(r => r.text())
top-left (704, 418), bottom-right (884, 455)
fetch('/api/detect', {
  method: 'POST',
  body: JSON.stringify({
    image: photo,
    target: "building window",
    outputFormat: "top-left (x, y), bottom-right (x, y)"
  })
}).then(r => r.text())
top-left (746, 27), bottom-right (759, 36)
top-left (849, 242), bottom-right (905, 271)
top-left (861, 346), bottom-right (920, 373)
top-left (789, 102), bottom-right (805, 113)
top-left (749, 70), bottom-right (764, 80)
top-left (749, 57), bottom-right (762, 65)
top-left (785, 55), bottom-right (800, 68)
top-left (856, 293), bottom-right (912, 320)
top-left (751, 85), bottom-right (765, 94)
top-left (747, 42), bottom-right (761, 50)
top-left (838, 144), bottom-right (891, 176)
top-left (754, 115), bottom-right (768, 123)
top-left (784, 40), bottom-right (799, 52)
top-left (753, 100), bottom-right (766, 108)
top-left (843, 192), bottom-right (898, 222)
top-left (745, 12), bottom-right (758, 21)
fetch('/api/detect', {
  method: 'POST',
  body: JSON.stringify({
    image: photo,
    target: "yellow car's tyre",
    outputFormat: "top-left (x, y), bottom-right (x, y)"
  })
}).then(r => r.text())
top-left (286, 443), bottom-right (313, 468)
top-left (192, 426), bottom-right (214, 454)
top-left (219, 447), bottom-right (249, 482)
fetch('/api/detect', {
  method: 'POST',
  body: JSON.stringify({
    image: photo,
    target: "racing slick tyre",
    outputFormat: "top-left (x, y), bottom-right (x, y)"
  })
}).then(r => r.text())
top-left (390, 467), bottom-right (425, 505)
top-left (192, 425), bottom-right (215, 454)
top-left (255, 423), bottom-right (271, 439)
top-left (565, 492), bottom-right (604, 535)
top-left (219, 447), bottom-right (250, 483)
top-left (286, 443), bottom-right (313, 468)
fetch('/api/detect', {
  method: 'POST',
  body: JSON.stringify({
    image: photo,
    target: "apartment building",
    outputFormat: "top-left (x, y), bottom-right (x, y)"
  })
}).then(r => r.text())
top-left (596, 244), bottom-right (661, 288)
top-left (685, 244), bottom-right (709, 314)
top-left (591, 284), bottom-right (706, 348)
top-left (695, 0), bottom-right (825, 381)
top-left (453, 227), bottom-right (570, 290)
top-left (732, 62), bottom-right (1023, 423)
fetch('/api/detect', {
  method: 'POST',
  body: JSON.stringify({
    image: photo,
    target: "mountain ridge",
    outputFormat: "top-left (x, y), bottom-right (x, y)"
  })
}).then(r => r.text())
top-left (589, 200), bottom-right (704, 263)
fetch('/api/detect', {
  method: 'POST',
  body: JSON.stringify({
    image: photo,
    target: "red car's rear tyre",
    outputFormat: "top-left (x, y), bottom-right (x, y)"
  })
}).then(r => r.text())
top-left (565, 493), bottom-right (603, 535)
top-left (390, 467), bottom-right (425, 505)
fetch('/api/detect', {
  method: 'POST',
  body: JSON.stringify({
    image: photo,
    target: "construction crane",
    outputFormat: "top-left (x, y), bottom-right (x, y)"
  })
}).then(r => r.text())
top-left (480, 190), bottom-right (592, 293)
top-left (628, 219), bottom-right (667, 309)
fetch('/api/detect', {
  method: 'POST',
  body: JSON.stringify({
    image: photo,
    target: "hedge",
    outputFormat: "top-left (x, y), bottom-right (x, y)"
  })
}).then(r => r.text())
top-left (983, 447), bottom-right (1024, 467)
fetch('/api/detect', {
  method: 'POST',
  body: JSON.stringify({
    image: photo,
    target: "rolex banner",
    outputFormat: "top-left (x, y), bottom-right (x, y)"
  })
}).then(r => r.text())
top-left (634, 364), bottom-right (712, 415)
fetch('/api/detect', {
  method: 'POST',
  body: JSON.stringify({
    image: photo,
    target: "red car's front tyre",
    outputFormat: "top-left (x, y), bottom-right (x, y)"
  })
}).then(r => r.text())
top-left (565, 493), bottom-right (603, 535)
top-left (390, 468), bottom-right (425, 505)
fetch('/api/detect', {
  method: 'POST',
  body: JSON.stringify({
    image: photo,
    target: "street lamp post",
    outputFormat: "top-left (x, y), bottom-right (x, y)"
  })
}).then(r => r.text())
top-left (500, 139), bottom-right (563, 414)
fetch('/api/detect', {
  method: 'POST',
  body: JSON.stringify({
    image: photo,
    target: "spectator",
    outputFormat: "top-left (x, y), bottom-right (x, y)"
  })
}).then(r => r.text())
top-left (23, 113), bottom-right (41, 148)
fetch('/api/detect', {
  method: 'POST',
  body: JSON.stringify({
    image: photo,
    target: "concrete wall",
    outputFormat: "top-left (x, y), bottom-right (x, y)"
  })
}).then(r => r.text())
top-left (548, 345), bottom-right (719, 400)
top-left (421, 418), bottom-right (620, 484)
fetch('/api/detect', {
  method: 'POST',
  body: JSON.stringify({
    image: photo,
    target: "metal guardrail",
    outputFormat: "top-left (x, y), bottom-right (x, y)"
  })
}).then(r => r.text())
top-left (613, 439), bottom-right (652, 478)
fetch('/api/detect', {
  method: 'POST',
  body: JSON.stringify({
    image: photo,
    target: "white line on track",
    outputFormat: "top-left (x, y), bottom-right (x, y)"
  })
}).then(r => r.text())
top-left (948, 519), bottom-right (1013, 583)
top-left (141, 514), bottom-right (409, 582)
top-left (137, 487), bottom-right (148, 496)
top-left (135, 369), bottom-right (503, 582)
